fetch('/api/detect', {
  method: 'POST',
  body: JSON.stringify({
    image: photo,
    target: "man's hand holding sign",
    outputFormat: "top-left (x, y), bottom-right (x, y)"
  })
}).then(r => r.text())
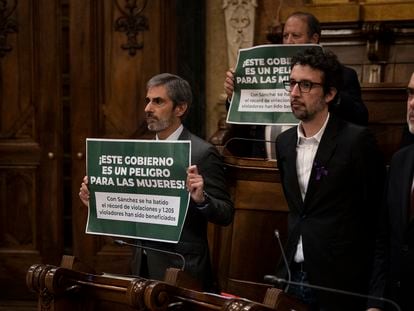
top-left (186, 165), bottom-right (208, 205)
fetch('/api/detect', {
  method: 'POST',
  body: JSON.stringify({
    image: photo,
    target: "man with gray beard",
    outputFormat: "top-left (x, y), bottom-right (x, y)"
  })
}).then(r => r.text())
top-left (79, 73), bottom-right (233, 291)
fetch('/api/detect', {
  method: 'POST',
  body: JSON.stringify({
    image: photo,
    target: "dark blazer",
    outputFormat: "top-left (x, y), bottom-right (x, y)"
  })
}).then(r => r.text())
top-left (131, 127), bottom-right (234, 291)
top-left (329, 66), bottom-right (368, 126)
top-left (370, 144), bottom-right (414, 310)
top-left (275, 114), bottom-right (385, 310)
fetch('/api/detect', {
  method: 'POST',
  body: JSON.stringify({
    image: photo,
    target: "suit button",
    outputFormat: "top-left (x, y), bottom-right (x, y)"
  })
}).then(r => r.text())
top-left (402, 244), bottom-right (409, 252)
top-left (301, 214), bottom-right (306, 219)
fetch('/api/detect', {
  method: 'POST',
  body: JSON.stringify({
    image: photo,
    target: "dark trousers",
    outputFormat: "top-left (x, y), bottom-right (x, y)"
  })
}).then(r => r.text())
top-left (287, 262), bottom-right (326, 311)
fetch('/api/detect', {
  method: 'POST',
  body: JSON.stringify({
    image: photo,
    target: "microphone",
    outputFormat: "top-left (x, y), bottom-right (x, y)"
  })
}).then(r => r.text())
top-left (113, 239), bottom-right (186, 271)
top-left (223, 137), bottom-right (277, 160)
top-left (223, 137), bottom-right (274, 149)
top-left (223, 125), bottom-right (294, 159)
top-left (263, 275), bottom-right (401, 311)
top-left (273, 229), bottom-right (291, 292)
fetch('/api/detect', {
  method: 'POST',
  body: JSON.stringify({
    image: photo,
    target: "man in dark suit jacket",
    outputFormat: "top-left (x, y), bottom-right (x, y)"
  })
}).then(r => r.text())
top-left (400, 124), bottom-right (414, 149)
top-left (275, 47), bottom-right (385, 310)
top-left (224, 12), bottom-right (368, 158)
top-left (369, 73), bottom-right (414, 311)
top-left (80, 73), bottom-right (234, 291)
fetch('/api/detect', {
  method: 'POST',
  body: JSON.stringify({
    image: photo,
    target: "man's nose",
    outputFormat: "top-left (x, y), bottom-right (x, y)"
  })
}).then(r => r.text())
top-left (408, 95), bottom-right (414, 108)
top-left (407, 91), bottom-right (414, 113)
top-left (284, 35), bottom-right (294, 44)
top-left (290, 82), bottom-right (301, 96)
top-left (144, 103), bottom-right (152, 112)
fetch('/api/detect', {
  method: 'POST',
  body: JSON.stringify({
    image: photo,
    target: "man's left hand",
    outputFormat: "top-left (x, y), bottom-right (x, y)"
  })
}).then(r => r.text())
top-left (186, 165), bottom-right (206, 204)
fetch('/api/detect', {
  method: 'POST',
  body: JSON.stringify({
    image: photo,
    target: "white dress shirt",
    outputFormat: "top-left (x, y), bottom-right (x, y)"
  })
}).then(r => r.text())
top-left (156, 124), bottom-right (184, 141)
top-left (294, 114), bottom-right (330, 263)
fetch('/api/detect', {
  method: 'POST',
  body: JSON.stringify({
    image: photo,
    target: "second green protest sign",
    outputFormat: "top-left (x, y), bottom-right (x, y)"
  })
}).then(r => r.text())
top-left (227, 44), bottom-right (321, 125)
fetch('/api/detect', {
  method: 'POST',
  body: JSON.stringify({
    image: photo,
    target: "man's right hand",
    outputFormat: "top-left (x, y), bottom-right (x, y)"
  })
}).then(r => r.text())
top-left (224, 69), bottom-right (235, 99)
top-left (79, 176), bottom-right (90, 207)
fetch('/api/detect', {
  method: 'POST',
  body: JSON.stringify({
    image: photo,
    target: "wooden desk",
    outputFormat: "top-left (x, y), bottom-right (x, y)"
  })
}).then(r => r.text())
top-left (26, 259), bottom-right (308, 311)
top-left (209, 157), bottom-right (289, 299)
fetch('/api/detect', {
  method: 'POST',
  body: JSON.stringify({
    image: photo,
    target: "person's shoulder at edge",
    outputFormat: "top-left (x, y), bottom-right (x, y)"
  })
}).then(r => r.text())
top-left (342, 65), bottom-right (358, 77)
top-left (179, 127), bottom-right (221, 158)
top-left (391, 141), bottom-right (414, 163)
top-left (331, 115), bottom-right (375, 145)
top-left (180, 127), bottom-right (214, 146)
top-left (275, 125), bottom-right (298, 155)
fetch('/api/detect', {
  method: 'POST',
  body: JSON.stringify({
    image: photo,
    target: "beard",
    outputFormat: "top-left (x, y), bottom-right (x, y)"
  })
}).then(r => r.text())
top-left (146, 114), bottom-right (172, 132)
top-left (408, 110), bottom-right (414, 134)
top-left (291, 97), bottom-right (326, 121)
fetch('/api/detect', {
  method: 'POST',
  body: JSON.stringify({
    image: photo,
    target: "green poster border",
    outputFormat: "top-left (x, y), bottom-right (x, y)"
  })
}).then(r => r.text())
top-left (227, 44), bottom-right (322, 125)
top-left (85, 138), bottom-right (191, 243)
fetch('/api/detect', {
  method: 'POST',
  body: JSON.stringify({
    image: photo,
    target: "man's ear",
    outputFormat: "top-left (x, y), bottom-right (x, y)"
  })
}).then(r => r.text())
top-left (310, 33), bottom-right (320, 44)
top-left (174, 102), bottom-right (188, 117)
top-left (324, 87), bottom-right (338, 103)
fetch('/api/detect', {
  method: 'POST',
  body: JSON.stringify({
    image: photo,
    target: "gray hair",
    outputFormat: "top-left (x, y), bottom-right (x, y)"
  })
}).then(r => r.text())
top-left (146, 73), bottom-right (192, 118)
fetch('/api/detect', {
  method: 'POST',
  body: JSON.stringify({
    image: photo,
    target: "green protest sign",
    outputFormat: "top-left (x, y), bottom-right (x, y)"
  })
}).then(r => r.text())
top-left (227, 44), bottom-right (322, 125)
top-left (86, 138), bottom-right (190, 243)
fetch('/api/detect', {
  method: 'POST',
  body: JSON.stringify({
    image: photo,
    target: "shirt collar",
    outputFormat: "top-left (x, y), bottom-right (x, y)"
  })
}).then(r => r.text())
top-left (156, 124), bottom-right (184, 141)
top-left (296, 113), bottom-right (330, 145)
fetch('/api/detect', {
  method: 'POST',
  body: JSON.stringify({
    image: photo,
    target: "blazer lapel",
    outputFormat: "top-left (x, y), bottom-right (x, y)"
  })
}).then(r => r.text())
top-left (303, 116), bottom-right (339, 207)
top-left (282, 130), bottom-right (304, 210)
top-left (178, 127), bottom-right (190, 140)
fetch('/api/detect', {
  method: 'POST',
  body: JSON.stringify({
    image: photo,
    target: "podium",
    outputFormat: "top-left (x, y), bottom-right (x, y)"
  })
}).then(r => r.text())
top-left (26, 256), bottom-right (308, 311)
top-left (209, 156), bottom-right (290, 297)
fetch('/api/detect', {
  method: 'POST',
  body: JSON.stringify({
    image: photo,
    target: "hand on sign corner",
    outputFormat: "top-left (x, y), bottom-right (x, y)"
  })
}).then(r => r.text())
top-left (79, 176), bottom-right (90, 207)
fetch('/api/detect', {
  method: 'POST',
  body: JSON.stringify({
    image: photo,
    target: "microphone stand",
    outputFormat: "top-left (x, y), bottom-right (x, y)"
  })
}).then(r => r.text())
top-left (113, 239), bottom-right (186, 271)
top-left (263, 275), bottom-right (401, 311)
top-left (273, 229), bottom-right (291, 292)
top-left (269, 228), bottom-right (401, 311)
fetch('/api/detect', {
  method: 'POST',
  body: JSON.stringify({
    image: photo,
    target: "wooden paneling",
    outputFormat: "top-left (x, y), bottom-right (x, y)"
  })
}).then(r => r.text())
top-left (0, 0), bottom-right (63, 299)
top-left (361, 2), bottom-right (414, 21)
top-left (362, 85), bottom-right (407, 162)
top-left (70, 0), bottom-right (178, 275)
top-left (210, 158), bottom-right (288, 294)
top-left (0, 0), bottom-right (182, 301)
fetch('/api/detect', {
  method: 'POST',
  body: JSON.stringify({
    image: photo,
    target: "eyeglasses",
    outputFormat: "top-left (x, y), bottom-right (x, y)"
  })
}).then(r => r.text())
top-left (283, 80), bottom-right (324, 93)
